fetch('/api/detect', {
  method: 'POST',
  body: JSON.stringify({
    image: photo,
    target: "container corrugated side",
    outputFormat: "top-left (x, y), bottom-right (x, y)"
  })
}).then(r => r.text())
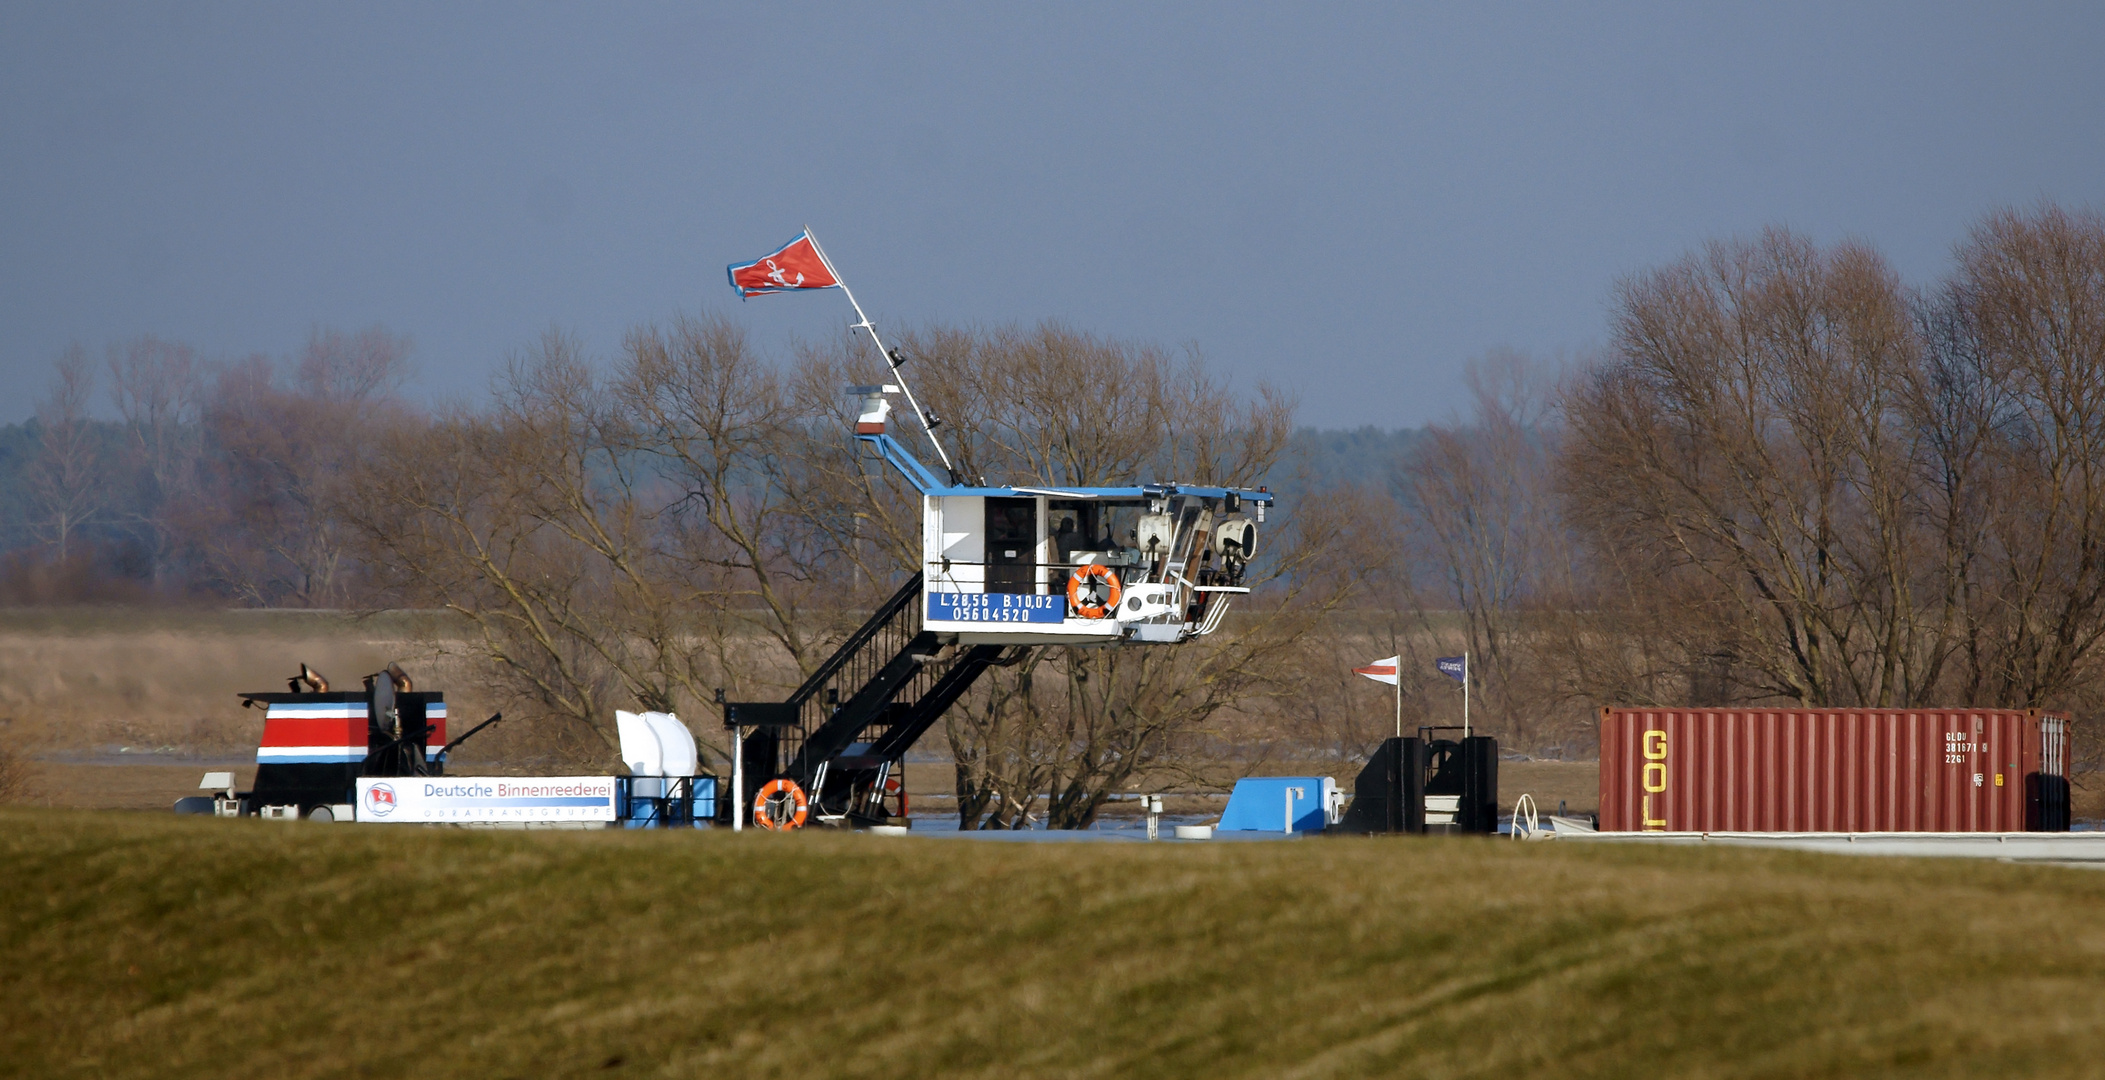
top-left (1598, 708), bottom-right (2067, 833)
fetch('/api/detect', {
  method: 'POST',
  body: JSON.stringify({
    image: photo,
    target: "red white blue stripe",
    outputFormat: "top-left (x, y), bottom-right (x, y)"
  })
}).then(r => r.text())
top-left (258, 701), bottom-right (366, 763)
top-left (255, 701), bottom-right (448, 764)
top-left (425, 702), bottom-right (447, 759)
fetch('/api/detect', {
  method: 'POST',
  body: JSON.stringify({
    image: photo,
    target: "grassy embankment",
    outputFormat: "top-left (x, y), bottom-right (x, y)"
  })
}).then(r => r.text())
top-left (7, 811), bottom-right (2105, 1078)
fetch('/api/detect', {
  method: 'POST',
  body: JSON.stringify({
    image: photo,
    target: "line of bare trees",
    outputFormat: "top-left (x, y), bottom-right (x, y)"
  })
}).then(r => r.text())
top-left (1401, 203), bottom-right (2105, 766)
top-left (11, 200), bottom-right (2105, 810)
top-left (7, 325), bottom-right (412, 605)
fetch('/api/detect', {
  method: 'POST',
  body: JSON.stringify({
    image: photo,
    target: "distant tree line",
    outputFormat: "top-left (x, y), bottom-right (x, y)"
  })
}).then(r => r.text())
top-left (0, 326), bottom-right (412, 605)
top-left (4, 201), bottom-right (2103, 814)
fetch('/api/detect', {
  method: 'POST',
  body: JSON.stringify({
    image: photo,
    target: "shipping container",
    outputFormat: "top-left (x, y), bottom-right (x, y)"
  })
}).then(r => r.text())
top-left (1599, 708), bottom-right (2069, 833)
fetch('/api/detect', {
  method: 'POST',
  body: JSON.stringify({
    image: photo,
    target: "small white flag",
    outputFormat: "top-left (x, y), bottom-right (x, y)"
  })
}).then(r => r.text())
top-left (1353, 654), bottom-right (1400, 686)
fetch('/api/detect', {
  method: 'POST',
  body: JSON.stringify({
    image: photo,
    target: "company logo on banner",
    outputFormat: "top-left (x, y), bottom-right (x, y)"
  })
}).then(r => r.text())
top-left (928, 592), bottom-right (1065, 624)
top-left (352, 777), bottom-right (617, 823)
top-left (1435, 656), bottom-right (1467, 681)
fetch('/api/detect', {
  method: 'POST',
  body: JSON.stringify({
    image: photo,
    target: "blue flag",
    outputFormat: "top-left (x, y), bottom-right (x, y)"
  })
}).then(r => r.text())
top-left (1435, 656), bottom-right (1466, 682)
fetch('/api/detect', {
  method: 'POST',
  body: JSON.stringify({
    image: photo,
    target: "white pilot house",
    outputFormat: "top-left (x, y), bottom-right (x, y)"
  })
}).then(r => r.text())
top-left (853, 384), bottom-right (1270, 648)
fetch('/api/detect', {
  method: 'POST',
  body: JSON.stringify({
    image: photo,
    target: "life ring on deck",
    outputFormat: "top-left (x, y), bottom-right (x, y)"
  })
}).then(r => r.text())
top-left (754, 778), bottom-right (809, 830)
top-left (1067, 564), bottom-right (1123, 619)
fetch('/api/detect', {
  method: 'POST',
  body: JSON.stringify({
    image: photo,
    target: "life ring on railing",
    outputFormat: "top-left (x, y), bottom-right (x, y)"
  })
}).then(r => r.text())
top-left (754, 778), bottom-right (809, 830)
top-left (883, 774), bottom-right (907, 817)
top-left (1067, 564), bottom-right (1123, 618)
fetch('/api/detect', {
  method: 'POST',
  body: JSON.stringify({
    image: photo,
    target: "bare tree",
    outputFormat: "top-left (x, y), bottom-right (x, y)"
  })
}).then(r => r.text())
top-left (254, 327), bottom-right (406, 604)
top-left (1924, 203), bottom-right (2105, 709)
top-left (106, 335), bottom-right (203, 587)
top-left (28, 346), bottom-right (103, 562)
top-left (887, 322), bottom-right (1294, 492)
top-left (1561, 228), bottom-right (1936, 707)
top-left (1401, 349), bottom-right (1569, 745)
top-left (618, 314), bottom-right (865, 687)
top-left (1553, 207), bottom-right (2105, 728)
top-left (295, 323), bottom-right (413, 404)
top-left (186, 334), bottom-right (415, 607)
top-left (346, 331), bottom-right (731, 762)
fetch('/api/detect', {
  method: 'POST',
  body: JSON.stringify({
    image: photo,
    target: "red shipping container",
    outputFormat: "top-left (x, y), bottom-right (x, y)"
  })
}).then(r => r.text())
top-left (1599, 707), bottom-right (2070, 833)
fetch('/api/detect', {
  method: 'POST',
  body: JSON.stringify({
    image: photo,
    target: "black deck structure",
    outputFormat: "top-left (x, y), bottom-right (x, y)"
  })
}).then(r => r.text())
top-left (726, 572), bottom-right (1010, 826)
top-left (1336, 731), bottom-right (1499, 835)
top-left (233, 688), bottom-right (445, 813)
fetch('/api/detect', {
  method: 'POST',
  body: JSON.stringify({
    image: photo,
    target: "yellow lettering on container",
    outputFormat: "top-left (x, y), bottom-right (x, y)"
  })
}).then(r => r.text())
top-left (1640, 729), bottom-right (1668, 829)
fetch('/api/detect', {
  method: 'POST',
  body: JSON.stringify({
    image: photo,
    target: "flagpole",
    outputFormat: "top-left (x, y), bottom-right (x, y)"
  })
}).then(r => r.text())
top-left (1462, 650), bottom-right (1470, 739)
top-left (801, 227), bottom-right (958, 480)
top-left (1394, 658), bottom-right (1402, 741)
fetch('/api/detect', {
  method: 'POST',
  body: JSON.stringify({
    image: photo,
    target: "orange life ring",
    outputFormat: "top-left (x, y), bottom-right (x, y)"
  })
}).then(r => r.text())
top-left (754, 778), bottom-right (809, 830)
top-left (1067, 564), bottom-right (1123, 618)
top-left (883, 774), bottom-right (907, 817)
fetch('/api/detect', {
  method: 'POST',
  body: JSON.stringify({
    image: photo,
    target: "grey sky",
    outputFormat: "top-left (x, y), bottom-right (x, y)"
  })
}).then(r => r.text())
top-left (3, 3), bottom-right (2101, 427)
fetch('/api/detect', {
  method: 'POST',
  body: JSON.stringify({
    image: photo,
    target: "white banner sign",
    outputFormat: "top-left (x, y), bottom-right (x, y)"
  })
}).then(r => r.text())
top-left (355, 776), bottom-right (617, 823)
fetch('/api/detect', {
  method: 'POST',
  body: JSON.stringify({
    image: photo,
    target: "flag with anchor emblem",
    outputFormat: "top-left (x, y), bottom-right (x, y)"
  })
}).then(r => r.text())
top-left (727, 230), bottom-right (841, 298)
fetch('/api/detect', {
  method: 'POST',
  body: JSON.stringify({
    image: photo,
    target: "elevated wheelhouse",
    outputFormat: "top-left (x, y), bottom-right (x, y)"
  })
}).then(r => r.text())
top-left (852, 384), bottom-right (1271, 648)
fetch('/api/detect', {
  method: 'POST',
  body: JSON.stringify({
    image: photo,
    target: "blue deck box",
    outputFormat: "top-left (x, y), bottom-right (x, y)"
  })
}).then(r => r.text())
top-left (1219, 776), bottom-right (1337, 833)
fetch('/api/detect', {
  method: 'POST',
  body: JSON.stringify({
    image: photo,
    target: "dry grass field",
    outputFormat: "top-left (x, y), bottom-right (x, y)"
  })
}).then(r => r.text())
top-left (7, 606), bottom-right (2095, 823)
top-left (0, 608), bottom-right (480, 755)
top-left (0, 607), bottom-right (1613, 819)
top-left (6, 810), bottom-right (2105, 1079)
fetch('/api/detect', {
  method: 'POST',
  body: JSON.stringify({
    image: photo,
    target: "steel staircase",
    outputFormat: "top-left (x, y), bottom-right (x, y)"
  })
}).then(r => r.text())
top-left (735, 572), bottom-right (1005, 825)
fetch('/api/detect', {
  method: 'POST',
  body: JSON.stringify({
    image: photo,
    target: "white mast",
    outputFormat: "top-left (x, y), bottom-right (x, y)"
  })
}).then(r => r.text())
top-left (802, 227), bottom-right (958, 479)
top-left (1394, 661), bottom-right (1402, 740)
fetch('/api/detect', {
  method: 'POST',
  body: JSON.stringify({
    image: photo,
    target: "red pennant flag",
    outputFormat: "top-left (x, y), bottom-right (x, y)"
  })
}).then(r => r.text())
top-left (727, 231), bottom-right (841, 298)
